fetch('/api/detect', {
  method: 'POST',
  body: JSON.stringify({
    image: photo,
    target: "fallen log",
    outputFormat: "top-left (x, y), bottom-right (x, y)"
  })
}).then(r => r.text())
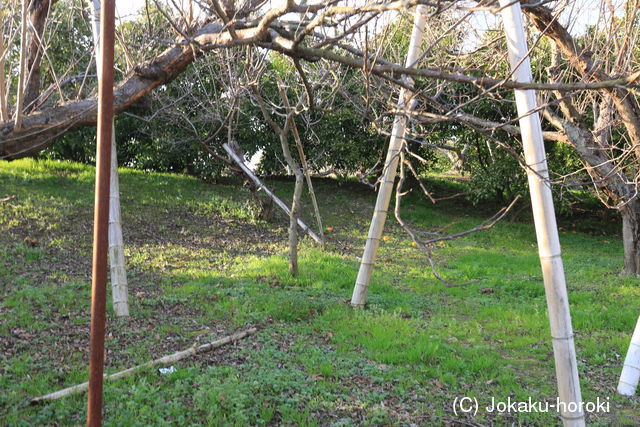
top-left (222, 143), bottom-right (323, 245)
top-left (31, 327), bottom-right (257, 404)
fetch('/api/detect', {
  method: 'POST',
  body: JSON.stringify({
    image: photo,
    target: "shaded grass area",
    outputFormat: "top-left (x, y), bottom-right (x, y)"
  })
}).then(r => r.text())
top-left (1, 158), bottom-right (639, 425)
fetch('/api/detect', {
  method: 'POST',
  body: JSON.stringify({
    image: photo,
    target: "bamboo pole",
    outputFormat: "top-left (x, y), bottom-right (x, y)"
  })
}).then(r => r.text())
top-left (351, 5), bottom-right (427, 306)
top-left (90, 0), bottom-right (129, 317)
top-left (108, 140), bottom-right (129, 316)
top-left (14, 0), bottom-right (28, 130)
top-left (222, 143), bottom-right (323, 244)
top-left (499, 1), bottom-right (584, 425)
top-left (32, 328), bottom-right (257, 403)
top-left (618, 315), bottom-right (640, 396)
top-left (87, 0), bottom-right (116, 424)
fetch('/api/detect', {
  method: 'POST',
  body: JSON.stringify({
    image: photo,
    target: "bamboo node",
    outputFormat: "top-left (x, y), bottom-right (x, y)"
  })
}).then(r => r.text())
top-left (550, 334), bottom-right (575, 341)
top-left (560, 413), bottom-right (586, 420)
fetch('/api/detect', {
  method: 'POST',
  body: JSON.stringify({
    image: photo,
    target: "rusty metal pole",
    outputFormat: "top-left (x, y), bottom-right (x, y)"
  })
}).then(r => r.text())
top-left (87, 0), bottom-right (116, 425)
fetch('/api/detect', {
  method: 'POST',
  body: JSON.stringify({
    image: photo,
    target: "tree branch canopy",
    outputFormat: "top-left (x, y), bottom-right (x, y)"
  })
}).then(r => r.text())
top-left (2, 1), bottom-right (639, 159)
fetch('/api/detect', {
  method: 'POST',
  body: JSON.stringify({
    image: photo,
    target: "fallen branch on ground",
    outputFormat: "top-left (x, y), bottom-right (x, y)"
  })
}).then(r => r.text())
top-left (31, 327), bottom-right (258, 404)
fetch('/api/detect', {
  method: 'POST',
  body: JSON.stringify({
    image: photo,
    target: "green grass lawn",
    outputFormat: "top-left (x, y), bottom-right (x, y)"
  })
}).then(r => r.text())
top-left (1, 158), bottom-right (639, 425)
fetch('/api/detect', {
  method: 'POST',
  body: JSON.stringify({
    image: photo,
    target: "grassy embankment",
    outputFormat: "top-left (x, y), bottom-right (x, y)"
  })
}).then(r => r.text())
top-left (1, 159), bottom-right (639, 425)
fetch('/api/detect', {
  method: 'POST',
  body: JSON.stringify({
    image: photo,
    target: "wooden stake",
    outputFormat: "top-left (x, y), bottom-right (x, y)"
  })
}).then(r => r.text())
top-left (351, 5), bottom-right (427, 306)
top-left (499, 1), bottom-right (584, 425)
top-left (32, 328), bottom-right (257, 403)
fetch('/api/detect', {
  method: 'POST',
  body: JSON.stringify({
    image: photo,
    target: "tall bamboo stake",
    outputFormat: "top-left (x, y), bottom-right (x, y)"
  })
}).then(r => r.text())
top-left (90, 0), bottom-right (129, 317)
top-left (499, 1), bottom-right (584, 425)
top-left (107, 142), bottom-right (129, 316)
top-left (618, 315), bottom-right (640, 396)
top-left (351, 5), bottom-right (427, 306)
top-left (87, 0), bottom-right (116, 424)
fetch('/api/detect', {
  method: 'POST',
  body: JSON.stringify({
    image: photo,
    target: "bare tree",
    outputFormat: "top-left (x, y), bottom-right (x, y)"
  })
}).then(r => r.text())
top-left (1, 0), bottom-right (640, 272)
top-left (251, 80), bottom-right (307, 276)
top-left (3, 0), bottom-right (640, 415)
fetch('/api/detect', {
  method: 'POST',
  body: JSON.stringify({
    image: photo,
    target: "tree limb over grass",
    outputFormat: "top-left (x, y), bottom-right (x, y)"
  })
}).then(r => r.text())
top-left (2, 4), bottom-right (638, 159)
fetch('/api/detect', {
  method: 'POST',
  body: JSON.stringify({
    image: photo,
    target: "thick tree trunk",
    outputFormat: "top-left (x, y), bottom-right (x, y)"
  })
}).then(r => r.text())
top-left (14, 0), bottom-right (29, 130)
top-left (621, 201), bottom-right (640, 275)
top-left (24, 0), bottom-right (59, 113)
top-left (0, 21), bottom-right (260, 159)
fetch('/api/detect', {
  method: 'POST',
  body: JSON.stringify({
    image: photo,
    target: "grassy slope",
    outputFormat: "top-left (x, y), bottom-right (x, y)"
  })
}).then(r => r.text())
top-left (1, 159), bottom-right (639, 425)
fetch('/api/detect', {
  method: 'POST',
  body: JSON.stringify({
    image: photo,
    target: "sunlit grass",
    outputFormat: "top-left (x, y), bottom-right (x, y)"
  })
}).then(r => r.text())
top-left (1, 159), bottom-right (638, 425)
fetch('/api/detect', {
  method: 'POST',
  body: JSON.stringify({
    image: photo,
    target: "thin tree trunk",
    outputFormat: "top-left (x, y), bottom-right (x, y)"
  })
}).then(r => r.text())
top-left (14, 0), bottom-right (28, 130)
top-left (618, 315), bottom-right (640, 396)
top-left (0, 24), bottom-right (8, 122)
top-left (289, 169), bottom-right (304, 276)
top-left (275, 75), bottom-right (324, 245)
top-left (254, 83), bottom-right (311, 275)
top-left (90, 0), bottom-right (129, 317)
top-left (621, 201), bottom-right (640, 275)
top-left (276, 127), bottom-right (304, 276)
top-left (286, 110), bottom-right (325, 248)
top-left (351, 5), bottom-right (427, 307)
top-left (500, 1), bottom-right (584, 425)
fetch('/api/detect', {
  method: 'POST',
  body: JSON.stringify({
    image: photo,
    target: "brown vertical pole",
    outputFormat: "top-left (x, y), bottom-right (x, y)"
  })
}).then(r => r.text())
top-left (87, 0), bottom-right (116, 425)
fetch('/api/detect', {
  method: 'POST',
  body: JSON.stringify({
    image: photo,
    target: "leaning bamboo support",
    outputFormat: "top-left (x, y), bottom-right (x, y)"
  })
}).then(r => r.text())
top-left (618, 315), bottom-right (640, 396)
top-left (32, 328), bottom-right (257, 403)
top-left (499, 1), bottom-right (584, 425)
top-left (222, 143), bottom-right (323, 245)
top-left (90, 0), bottom-right (129, 317)
top-left (351, 5), bottom-right (427, 307)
